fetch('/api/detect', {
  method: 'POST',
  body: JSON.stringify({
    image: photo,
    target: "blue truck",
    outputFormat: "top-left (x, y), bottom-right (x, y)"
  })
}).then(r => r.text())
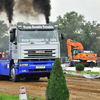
top-left (0, 24), bottom-right (63, 82)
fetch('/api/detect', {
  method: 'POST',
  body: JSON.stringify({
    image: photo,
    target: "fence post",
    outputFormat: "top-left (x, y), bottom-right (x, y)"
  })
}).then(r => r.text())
top-left (19, 86), bottom-right (27, 100)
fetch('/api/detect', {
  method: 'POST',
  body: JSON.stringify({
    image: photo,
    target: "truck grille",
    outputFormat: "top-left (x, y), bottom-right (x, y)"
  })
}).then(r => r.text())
top-left (24, 49), bottom-right (56, 58)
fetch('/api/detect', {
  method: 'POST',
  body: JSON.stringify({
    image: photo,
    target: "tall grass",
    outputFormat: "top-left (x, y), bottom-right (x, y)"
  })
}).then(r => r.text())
top-left (0, 93), bottom-right (19, 100)
top-left (35, 98), bottom-right (46, 100)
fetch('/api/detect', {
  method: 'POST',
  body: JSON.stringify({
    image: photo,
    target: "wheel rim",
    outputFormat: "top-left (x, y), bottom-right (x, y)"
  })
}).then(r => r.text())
top-left (11, 68), bottom-right (15, 80)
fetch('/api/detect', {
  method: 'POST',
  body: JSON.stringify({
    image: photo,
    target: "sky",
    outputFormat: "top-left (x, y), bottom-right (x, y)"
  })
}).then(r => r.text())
top-left (50, 0), bottom-right (100, 23)
top-left (0, 0), bottom-right (100, 25)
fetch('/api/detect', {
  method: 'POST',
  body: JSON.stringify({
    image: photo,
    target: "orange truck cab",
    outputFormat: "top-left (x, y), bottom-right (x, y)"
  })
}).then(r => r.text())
top-left (67, 39), bottom-right (97, 67)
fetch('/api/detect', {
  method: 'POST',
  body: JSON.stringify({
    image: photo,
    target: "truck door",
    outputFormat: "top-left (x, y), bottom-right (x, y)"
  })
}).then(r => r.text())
top-left (12, 30), bottom-right (18, 60)
top-left (72, 49), bottom-right (79, 59)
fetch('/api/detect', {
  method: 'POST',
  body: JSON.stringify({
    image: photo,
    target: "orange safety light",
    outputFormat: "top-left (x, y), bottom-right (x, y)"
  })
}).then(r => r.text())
top-left (83, 54), bottom-right (86, 56)
top-left (95, 54), bottom-right (97, 57)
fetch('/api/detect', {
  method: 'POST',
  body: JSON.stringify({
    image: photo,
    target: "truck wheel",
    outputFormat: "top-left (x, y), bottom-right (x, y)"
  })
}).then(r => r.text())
top-left (69, 61), bottom-right (73, 67)
top-left (90, 63), bottom-right (95, 68)
top-left (73, 62), bottom-right (76, 67)
top-left (11, 64), bottom-right (20, 82)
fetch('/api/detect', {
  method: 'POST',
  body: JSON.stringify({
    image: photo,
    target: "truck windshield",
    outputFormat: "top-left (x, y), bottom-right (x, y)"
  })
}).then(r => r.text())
top-left (18, 29), bottom-right (59, 42)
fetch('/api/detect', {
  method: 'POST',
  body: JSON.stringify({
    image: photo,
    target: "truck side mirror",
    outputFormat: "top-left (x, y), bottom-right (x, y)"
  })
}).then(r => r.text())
top-left (10, 29), bottom-right (15, 42)
top-left (61, 33), bottom-right (65, 39)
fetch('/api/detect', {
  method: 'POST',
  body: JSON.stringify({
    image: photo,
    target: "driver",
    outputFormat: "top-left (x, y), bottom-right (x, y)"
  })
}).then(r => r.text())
top-left (45, 32), bottom-right (50, 41)
top-left (19, 34), bottom-right (24, 41)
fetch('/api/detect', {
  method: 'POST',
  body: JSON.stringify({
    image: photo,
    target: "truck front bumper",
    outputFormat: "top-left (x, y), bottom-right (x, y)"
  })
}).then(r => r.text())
top-left (15, 61), bottom-right (54, 75)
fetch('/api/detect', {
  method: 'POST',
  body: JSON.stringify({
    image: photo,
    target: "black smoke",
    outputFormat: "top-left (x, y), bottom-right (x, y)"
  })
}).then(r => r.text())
top-left (15, 0), bottom-right (34, 16)
top-left (0, 0), bottom-right (51, 24)
top-left (0, 0), bottom-right (14, 23)
top-left (0, 0), bottom-right (3, 12)
top-left (16, 0), bottom-right (51, 23)
top-left (33, 0), bottom-right (51, 23)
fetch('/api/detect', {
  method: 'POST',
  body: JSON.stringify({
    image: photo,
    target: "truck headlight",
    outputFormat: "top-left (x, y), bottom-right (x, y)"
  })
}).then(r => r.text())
top-left (20, 64), bottom-right (28, 66)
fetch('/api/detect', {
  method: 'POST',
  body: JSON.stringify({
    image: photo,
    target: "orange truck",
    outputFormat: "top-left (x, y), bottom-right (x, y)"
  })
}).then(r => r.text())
top-left (67, 39), bottom-right (97, 67)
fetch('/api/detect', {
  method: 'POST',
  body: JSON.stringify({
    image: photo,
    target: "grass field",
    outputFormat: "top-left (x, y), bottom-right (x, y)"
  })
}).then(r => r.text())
top-left (0, 93), bottom-right (19, 100)
top-left (67, 70), bottom-right (100, 74)
top-left (0, 93), bottom-right (46, 100)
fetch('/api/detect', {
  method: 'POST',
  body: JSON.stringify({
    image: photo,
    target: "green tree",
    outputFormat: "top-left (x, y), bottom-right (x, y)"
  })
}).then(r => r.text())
top-left (0, 20), bottom-right (9, 52)
top-left (46, 58), bottom-right (69, 100)
top-left (53, 11), bottom-right (86, 57)
top-left (89, 23), bottom-right (100, 56)
top-left (50, 11), bottom-right (99, 56)
top-left (17, 22), bottom-right (31, 25)
top-left (79, 21), bottom-right (98, 51)
top-left (0, 20), bottom-right (8, 36)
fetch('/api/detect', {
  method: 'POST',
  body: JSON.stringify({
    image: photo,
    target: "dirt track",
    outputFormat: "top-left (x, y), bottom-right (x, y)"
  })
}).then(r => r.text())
top-left (0, 76), bottom-right (100, 100)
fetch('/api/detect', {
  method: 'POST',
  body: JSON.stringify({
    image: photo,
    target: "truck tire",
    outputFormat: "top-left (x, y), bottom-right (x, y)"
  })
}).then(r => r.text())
top-left (90, 63), bottom-right (95, 68)
top-left (73, 62), bottom-right (76, 67)
top-left (69, 61), bottom-right (73, 67)
top-left (11, 64), bottom-right (20, 82)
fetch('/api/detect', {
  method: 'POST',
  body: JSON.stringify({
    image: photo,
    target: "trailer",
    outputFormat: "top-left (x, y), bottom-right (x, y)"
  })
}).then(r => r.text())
top-left (0, 24), bottom-right (63, 82)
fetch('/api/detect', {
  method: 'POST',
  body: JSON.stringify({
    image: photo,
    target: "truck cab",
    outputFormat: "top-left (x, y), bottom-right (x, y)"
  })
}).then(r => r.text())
top-left (0, 24), bottom-right (61, 82)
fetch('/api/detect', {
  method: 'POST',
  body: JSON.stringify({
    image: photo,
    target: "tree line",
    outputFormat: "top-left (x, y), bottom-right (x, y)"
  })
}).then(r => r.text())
top-left (50, 11), bottom-right (100, 57)
top-left (0, 11), bottom-right (100, 56)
